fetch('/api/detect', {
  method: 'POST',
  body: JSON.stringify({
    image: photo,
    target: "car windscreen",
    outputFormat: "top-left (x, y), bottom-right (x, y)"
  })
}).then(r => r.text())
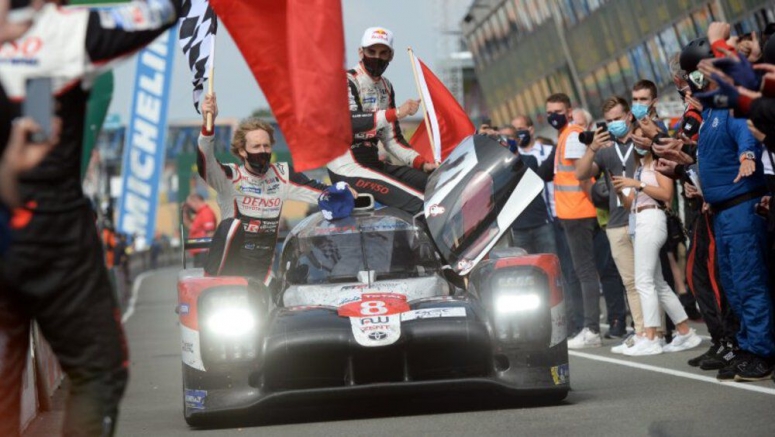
top-left (285, 229), bottom-right (441, 285)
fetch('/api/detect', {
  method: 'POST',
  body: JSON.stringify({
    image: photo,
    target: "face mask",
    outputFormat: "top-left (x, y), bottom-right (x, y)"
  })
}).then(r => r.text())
top-left (547, 113), bottom-right (567, 130)
top-left (607, 119), bottom-right (629, 138)
top-left (246, 152), bottom-right (271, 174)
top-left (515, 129), bottom-right (531, 148)
top-left (362, 56), bottom-right (390, 77)
top-left (631, 103), bottom-right (649, 120)
top-left (635, 146), bottom-right (649, 156)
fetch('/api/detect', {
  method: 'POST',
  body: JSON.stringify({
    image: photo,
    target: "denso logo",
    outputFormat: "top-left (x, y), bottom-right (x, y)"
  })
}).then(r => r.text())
top-left (355, 179), bottom-right (390, 194)
top-left (242, 197), bottom-right (281, 208)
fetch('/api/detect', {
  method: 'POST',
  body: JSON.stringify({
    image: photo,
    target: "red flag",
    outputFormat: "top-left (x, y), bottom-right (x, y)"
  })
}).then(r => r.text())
top-left (409, 55), bottom-right (475, 163)
top-left (209, 0), bottom-right (350, 171)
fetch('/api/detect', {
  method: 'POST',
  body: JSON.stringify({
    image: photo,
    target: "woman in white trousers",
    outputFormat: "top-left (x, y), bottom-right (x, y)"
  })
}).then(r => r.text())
top-left (612, 131), bottom-right (701, 356)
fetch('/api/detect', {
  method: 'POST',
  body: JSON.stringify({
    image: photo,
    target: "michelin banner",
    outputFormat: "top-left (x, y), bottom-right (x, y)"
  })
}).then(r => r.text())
top-left (117, 28), bottom-right (176, 248)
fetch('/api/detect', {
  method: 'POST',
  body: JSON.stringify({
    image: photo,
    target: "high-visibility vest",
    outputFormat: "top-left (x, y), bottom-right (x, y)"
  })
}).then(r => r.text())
top-left (554, 124), bottom-right (597, 219)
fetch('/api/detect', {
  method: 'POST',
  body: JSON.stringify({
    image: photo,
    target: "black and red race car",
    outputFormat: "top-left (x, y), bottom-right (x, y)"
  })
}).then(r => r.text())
top-left (177, 135), bottom-right (569, 426)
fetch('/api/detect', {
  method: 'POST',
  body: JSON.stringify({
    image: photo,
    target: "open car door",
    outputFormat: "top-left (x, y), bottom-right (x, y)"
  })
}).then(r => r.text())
top-left (423, 135), bottom-right (544, 276)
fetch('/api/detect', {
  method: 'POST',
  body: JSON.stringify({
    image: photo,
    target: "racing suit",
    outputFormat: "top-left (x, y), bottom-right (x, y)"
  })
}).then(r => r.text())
top-left (327, 63), bottom-right (429, 214)
top-left (0, 2), bottom-right (181, 436)
top-left (698, 108), bottom-right (775, 359)
top-left (196, 131), bottom-right (327, 281)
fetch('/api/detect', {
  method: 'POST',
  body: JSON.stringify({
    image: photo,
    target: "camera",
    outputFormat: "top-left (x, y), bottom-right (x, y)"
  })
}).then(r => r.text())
top-left (579, 122), bottom-right (607, 146)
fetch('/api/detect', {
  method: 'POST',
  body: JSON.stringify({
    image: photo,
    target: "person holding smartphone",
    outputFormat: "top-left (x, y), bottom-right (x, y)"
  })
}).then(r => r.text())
top-left (0, 2), bottom-right (183, 436)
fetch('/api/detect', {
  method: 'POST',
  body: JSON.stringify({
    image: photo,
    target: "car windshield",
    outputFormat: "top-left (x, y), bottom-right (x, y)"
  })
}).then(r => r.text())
top-left (284, 227), bottom-right (441, 285)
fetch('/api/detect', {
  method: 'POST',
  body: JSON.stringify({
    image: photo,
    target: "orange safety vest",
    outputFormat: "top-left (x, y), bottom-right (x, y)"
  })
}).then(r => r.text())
top-left (554, 124), bottom-right (597, 220)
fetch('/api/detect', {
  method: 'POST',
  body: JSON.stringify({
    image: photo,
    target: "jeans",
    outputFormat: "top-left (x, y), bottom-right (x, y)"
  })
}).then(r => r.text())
top-left (511, 222), bottom-right (557, 255)
top-left (554, 220), bottom-right (584, 335)
top-left (561, 217), bottom-right (602, 333)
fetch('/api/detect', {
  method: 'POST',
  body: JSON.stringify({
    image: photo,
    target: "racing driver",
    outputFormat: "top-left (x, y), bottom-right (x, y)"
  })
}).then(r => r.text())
top-left (198, 93), bottom-right (354, 282)
top-left (0, 1), bottom-right (182, 436)
top-left (327, 26), bottom-right (437, 215)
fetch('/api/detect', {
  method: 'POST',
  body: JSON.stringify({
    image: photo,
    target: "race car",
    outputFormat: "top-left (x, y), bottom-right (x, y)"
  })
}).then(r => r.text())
top-left (177, 135), bottom-right (569, 426)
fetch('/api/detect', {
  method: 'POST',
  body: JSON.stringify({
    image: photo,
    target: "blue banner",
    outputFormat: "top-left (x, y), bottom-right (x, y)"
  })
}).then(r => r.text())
top-left (117, 27), bottom-right (176, 248)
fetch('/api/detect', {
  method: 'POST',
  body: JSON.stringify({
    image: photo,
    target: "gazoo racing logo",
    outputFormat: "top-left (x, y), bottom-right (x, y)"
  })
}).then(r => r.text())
top-left (428, 204), bottom-right (445, 217)
top-left (355, 179), bottom-right (390, 195)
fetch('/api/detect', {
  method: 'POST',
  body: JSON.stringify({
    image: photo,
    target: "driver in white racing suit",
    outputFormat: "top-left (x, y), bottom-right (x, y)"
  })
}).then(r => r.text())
top-left (327, 27), bottom-right (437, 215)
top-left (197, 93), bottom-right (353, 282)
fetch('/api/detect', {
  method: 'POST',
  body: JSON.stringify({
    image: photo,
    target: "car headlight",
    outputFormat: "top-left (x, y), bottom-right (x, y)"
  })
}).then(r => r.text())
top-left (495, 293), bottom-right (541, 314)
top-left (207, 308), bottom-right (256, 337)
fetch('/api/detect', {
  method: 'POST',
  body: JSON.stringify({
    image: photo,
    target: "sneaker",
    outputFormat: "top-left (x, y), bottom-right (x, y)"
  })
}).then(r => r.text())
top-left (663, 329), bottom-right (702, 353)
top-left (700, 344), bottom-right (736, 370)
top-left (734, 355), bottom-right (774, 382)
top-left (604, 320), bottom-right (627, 339)
top-left (717, 350), bottom-right (748, 381)
top-left (688, 343), bottom-right (722, 367)
top-left (611, 332), bottom-right (638, 354)
top-left (567, 327), bottom-right (602, 349)
top-left (623, 336), bottom-right (663, 356)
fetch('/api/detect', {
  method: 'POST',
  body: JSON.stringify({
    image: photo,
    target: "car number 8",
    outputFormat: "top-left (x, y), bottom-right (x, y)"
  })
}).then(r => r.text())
top-left (361, 300), bottom-right (387, 315)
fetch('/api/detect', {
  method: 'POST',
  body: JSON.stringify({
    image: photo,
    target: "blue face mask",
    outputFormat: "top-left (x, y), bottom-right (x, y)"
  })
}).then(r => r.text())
top-left (632, 103), bottom-right (649, 120)
top-left (607, 119), bottom-right (629, 138)
top-left (635, 146), bottom-right (649, 156)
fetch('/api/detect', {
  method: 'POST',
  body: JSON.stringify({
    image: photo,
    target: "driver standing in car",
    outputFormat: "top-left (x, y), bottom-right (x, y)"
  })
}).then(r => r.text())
top-left (197, 93), bottom-right (355, 282)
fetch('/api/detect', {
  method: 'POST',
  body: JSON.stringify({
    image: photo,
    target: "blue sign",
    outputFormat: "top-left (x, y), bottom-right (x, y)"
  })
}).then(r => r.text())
top-left (117, 27), bottom-right (176, 247)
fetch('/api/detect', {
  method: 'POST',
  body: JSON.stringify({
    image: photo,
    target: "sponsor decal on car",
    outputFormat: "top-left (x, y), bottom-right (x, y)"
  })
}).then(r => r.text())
top-left (349, 315), bottom-right (401, 347)
top-left (549, 302), bottom-right (567, 347)
top-left (550, 363), bottom-right (569, 385)
top-left (400, 307), bottom-right (466, 322)
top-left (184, 389), bottom-right (207, 410)
top-left (179, 303), bottom-right (190, 315)
top-left (428, 204), bottom-right (445, 217)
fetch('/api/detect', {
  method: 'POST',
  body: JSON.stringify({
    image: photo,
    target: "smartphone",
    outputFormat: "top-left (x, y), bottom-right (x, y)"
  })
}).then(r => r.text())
top-left (23, 77), bottom-right (54, 143)
top-left (596, 121), bottom-right (607, 132)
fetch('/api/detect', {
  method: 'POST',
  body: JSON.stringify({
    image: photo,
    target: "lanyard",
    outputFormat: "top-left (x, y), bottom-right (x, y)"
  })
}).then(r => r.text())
top-left (614, 141), bottom-right (633, 177)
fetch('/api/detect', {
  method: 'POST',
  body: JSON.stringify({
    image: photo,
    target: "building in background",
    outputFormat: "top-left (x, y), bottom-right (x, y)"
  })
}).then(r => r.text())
top-left (461, 0), bottom-right (775, 129)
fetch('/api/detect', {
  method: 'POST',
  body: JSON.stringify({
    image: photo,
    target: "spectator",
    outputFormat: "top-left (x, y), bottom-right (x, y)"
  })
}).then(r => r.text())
top-left (546, 93), bottom-right (604, 349)
top-left (0, 3), bottom-right (181, 436)
top-left (612, 126), bottom-right (702, 356)
top-left (182, 193), bottom-right (216, 268)
top-left (572, 108), bottom-right (594, 130)
top-left (575, 96), bottom-right (662, 349)
top-left (499, 122), bottom-right (556, 254)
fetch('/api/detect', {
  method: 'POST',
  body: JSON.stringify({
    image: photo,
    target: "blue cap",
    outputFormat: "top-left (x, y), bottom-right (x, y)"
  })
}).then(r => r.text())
top-left (318, 182), bottom-right (354, 220)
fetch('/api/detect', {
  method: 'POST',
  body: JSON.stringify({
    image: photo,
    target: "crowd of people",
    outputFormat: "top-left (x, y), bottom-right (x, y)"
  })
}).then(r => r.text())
top-left (485, 20), bottom-right (775, 383)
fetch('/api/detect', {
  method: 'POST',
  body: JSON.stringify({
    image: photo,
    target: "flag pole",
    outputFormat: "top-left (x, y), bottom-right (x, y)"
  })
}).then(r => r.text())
top-left (205, 32), bottom-right (216, 132)
top-left (407, 47), bottom-right (438, 164)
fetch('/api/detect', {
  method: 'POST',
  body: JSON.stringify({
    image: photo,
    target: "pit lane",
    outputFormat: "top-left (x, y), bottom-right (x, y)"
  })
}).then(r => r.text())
top-left (25, 268), bottom-right (775, 436)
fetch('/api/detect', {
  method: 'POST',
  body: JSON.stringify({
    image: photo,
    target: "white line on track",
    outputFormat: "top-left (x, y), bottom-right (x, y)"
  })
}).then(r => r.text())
top-left (570, 350), bottom-right (775, 396)
top-left (121, 270), bottom-right (156, 324)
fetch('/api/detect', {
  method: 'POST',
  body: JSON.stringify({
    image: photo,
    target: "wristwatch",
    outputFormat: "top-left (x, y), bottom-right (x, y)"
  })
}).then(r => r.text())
top-left (638, 182), bottom-right (646, 191)
top-left (740, 151), bottom-right (756, 162)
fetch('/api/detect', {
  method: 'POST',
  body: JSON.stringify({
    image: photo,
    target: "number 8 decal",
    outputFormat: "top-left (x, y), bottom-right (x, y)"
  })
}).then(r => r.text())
top-left (361, 300), bottom-right (387, 315)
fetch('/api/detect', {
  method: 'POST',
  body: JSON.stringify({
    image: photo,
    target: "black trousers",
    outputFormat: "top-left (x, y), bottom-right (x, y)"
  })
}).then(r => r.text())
top-left (0, 205), bottom-right (128, 437)
top-left (330, 162), bottom-right (428, 215)
top-left (686, 210), bottom-right (739, 345)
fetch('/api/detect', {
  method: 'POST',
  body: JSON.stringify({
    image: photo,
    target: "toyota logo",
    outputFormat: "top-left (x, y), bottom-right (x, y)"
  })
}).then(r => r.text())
top-left (368, 331), bottom-right (388, 341)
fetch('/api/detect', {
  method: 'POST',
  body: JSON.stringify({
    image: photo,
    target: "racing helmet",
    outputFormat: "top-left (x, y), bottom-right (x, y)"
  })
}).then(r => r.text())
top-left (679, 37), bottom-right (713, 72)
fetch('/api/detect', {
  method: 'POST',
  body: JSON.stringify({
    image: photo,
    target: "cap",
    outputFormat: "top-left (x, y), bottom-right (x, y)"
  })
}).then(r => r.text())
top-left (361, 27), bottom-right (394, 51)
top-left (318, 182), bottom-right (355, 221)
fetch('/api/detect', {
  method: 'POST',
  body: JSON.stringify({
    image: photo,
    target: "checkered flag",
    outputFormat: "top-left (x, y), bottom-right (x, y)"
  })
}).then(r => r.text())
top-left (178, 0), bottom-right (218, 113)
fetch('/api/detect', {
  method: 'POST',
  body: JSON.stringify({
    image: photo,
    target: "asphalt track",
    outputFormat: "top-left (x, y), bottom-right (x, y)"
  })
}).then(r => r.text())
top-left (25, 268), bottom-right (775, 436)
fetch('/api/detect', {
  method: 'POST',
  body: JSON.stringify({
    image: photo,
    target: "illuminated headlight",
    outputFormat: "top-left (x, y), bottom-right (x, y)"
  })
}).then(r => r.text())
top-left (495, 293), bottom-right (541, 314)
top-left (207, 308), bottom-right (256, 337)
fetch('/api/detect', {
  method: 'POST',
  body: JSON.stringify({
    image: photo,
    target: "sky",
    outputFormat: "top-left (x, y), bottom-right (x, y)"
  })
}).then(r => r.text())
top-left (107, 0), bottom-right (469, 124)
